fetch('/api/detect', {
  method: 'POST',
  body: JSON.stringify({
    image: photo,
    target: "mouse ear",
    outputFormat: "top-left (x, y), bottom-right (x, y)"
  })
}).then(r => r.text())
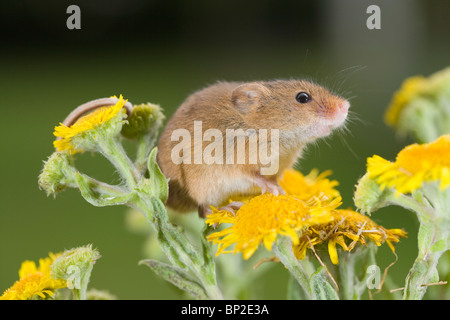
top-left (231, 82), bottom-right (269, 114)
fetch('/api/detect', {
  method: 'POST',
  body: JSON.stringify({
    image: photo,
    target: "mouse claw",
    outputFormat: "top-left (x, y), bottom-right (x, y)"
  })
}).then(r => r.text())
top-left (218, 201), bottom-right (244, 216)
top-left (198, 201), bottom-right (244, 219)
top-left (254, 177), bottom-right (285, 196)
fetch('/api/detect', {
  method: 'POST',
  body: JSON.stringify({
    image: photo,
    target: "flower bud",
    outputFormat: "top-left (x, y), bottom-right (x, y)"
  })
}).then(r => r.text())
top-left (51, 244), bottom-right (100, 279)
top-left (51, 244), bottom-right (101, 300)
top-left (38, 152), bottom-right (76, 196)
top-left (353, 173), bottom-right (390, 215)
top-left (384, 67), bottom-right (450, 143)
top-left (121, 103), bottom-right (165, 140)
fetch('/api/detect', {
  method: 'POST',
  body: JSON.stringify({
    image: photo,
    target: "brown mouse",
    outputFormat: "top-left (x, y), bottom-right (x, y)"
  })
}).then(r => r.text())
top-left (156, 79), bottom-right (350, 217)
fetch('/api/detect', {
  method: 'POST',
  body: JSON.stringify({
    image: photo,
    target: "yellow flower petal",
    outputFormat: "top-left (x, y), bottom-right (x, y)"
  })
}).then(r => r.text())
top-left (328, 238), bottom-right (339, 265)
top-left (293, 241), bottom-right (309, 260)
top-left (334, 235), bottom-right (349, 251)
top-left (278, 168), bottom-right (340, 201)
top-left (263, 231), bottom-right (277, 251)
top-left (18, 261), bottom-right (38, 279)
top-left (367, 135), bottom-right (450, 194)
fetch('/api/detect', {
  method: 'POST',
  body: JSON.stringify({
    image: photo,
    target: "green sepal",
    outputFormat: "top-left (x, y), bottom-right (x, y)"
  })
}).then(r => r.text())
top-left (147, 147), bottom-right (169, 202)
top-left (139, 259), bottom-right (208, 300)
top-left (310, 267), bottom-right (339, 300)
top-left (353, 173), bottom-right (391, 215)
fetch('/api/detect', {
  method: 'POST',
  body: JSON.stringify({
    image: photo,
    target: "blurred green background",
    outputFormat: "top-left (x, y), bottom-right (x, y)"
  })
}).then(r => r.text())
top-left (1, 0), bottom-right (449, 299)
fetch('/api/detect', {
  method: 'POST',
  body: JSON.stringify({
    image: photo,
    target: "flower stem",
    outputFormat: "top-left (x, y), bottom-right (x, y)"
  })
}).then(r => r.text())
top-left (98, 137), bottom-right (140, 189)
top-left (71, 272), bottom-right (91, 300)
top-left (135, 135), bottom-right (155, 174)
top-left (339, 253), bottom-right (358, 300)
top-left (403, 250), bottom-right (444, 300)
top-left (339, 244), bottom-right (377, 300)
top-left (403, 208), bottom-right (448, 299)
top-left (135, 196), bottom-right (223, 300)
top-left (386, 193), bottom-right (435, 218)
top-left (272, 237), bottom-right (313, 299)
top-left (394, 187), bottom-right (449, 300)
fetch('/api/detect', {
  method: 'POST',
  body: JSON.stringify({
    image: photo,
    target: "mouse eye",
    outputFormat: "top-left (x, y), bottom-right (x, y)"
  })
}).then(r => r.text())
top-left (296, 92), bottom-right (311, 104)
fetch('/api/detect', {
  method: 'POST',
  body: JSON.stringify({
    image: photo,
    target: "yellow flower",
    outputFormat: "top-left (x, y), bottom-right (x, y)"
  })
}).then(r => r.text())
top-left (0, 253), bottom-right (66, 300)
top-left (367, 134), bottom-right (450, 194)
top-left (384, 76), bottom-right (428, 126)
top-left (206, 193), bottom-right (340, 260)
top-left (278, 168), bottom-right (340, 200)
top-left (206, 168), bottom-right (407, 265)
top-left (220, 168), bottom-right (340, 208)
top-left (384, 67), bottom-right (450, 127)
top-left (53, 95), bottom-right (127, 154)
top-left (294, 209), bottom-right (407, 264)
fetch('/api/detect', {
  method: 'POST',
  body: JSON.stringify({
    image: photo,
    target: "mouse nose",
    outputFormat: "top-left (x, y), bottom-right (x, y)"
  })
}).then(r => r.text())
top-left (339, 101), bottom-right (350, 112)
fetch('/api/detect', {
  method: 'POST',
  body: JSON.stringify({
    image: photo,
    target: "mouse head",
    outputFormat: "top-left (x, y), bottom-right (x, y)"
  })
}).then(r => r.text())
top-left (231, 80), bottom-right (350, 141)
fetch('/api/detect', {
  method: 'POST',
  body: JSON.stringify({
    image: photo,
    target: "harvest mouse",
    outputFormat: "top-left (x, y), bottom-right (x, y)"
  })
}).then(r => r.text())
top-left (156, 80), bottom-right (350, 217)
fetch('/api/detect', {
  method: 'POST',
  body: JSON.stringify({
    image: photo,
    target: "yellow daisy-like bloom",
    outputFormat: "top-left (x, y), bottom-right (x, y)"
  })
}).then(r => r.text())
top-left (221, 168), bottom-right (340, 207)
top-left (0, 253), bottom-right (66, 300)
top-left (294, 209), bottom-right (407, 264)
top-left (53, 95), bottom-right (127, 154)
top-left (367, 134), bottom-right (450, 194)
top-left (278, 168), bottom-right (340, 200)
top-left (206, 193), bottom-right (340, 260)
top-left (384, 67), bottom-right (450, 127)
top-left (384, 76), bottom-right (427, 126)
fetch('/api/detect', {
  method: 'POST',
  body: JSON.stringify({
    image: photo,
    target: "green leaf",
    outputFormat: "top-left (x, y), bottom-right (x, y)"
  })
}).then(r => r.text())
top-left (431, 238), bottom-right (447, 252)
top-left (200, 224), bottom-right (218, 284)
top-left (201, 225), bottom-right (215, 269)
top-left (76, 172), bottom-right (132, 207)
top-left (310, 267), bottom-right (339, 300)
top-left (139, 259), bottom-right (208, 300)
top-left (150, 197), bottom-right (203, 268)
top-left (287, 274), bottom-right (308, 300)
top-left (147, 147), bottom-right (169, 202)
top-left (417, 218), bottom-right (434, 258)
